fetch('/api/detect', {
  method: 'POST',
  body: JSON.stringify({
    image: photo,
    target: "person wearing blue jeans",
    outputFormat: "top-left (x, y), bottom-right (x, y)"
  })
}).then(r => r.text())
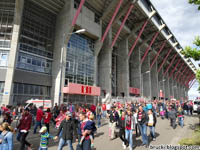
top-left (177, 106), bottom-right (184, 128)
top-left (57, 138), bottom-right (74, 150)
top-left (125, 110), bottom-right (136, 150)
top-left (147, 109), bottom-right (157, 141)
top-left (96, 103), bottom-right (102, 128)
top-left (55, 112), bottom-right (75, 150)
top-left (34, 121), bottom-right (42, 134)
top-left (137, 106), bottom-right (148, 147)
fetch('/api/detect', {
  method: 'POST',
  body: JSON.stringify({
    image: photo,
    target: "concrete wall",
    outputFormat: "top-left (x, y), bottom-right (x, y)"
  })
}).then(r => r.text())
top-left (14, 70), bottom-right (52, 86)
top-left (130, 47), bottom-right (141, 90)
top-left (0, 69), bottom-right (7, 81)
top-left (98, 29), bottom-right (113, 95)
top-left (116, 38), bottom-right (129, 97)
top-left (75, 6), bottom-right (101, 38)
top-left (2, 0), bottom-right (24, 105)
top-left (51, 0), bottom-right (74, 105)
top-left (141, 51), bottom-right (151, 99)
top-left (150, 53), bottom-right (158, 99)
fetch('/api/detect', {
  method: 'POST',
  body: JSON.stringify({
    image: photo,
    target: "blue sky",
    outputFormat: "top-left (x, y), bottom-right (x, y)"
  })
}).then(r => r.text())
top-left (150, 0), bottom-right (200, 100)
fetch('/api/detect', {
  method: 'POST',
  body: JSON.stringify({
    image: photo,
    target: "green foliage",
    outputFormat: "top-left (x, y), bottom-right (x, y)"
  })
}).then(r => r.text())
top-left (189, 0), bottom-right (200, 10)
top-left (179, 126), bottom-right (200, 145)
top-left (181, 36), bottom-right (200, 61)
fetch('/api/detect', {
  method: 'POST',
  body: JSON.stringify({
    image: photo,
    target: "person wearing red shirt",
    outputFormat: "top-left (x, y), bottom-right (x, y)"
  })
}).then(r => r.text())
top-left (90, 104), bottom-right (96, 118)
top-left (44, 108), bottom-right (52, 133)
top-left (34, 106), bottom-right (43, 134)
top-left (101, 103), bottom-right (107, 118)
top-left (17, 108), bottom-right (32, 150)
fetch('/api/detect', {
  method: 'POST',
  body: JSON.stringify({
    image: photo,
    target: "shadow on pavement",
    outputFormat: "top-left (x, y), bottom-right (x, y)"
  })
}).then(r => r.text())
top-left (95, 132), bottom-right (104, 138)
top-left (148, 132), bottom-right (160, 144)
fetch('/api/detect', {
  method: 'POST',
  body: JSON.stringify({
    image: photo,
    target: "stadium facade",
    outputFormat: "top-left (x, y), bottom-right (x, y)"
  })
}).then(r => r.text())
top-left (0, 0), bottom-right (197, 105)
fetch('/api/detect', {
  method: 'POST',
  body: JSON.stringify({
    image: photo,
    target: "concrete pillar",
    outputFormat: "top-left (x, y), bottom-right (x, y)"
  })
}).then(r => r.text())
top-left (2, 0), bottom-right (24, 105)
top-left (51, 0), bottom-right (74, 105)
top-left (116, 38), bottom-right (129, 97)
top-left (169, 77), bottom-right (174, 99)
top-left (98, 29), bottom-right (113, 95)
top-left (173, 81), bottom-right (178, 99)
top-left (141, 52), bottom-right (151, 99)
top-left (130, 47), bottom-right (141, 92)
top-left (94, 40), bottom-right (103, 86)
top-left (158, 68), bottom-right (165, 99)
top-left (150, 58), bottom-right (158, 99)
top-left (164, 73), bottom-right (170, 100)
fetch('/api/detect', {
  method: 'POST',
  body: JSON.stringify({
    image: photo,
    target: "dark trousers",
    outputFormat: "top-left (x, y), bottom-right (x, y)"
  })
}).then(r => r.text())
top-left (20, 132), bottom-right (31, 150)
top-left (76, 139), bottom-right (91, 150)
top-left (170, 118), bottom-right (176, 129)
top-left (45, 123), bottom-right (50, 133)
top-left (119, 128), bottom-right (128, 146)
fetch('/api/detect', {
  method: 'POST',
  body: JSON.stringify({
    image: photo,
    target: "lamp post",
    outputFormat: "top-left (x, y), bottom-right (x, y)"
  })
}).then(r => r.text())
top-left (59, 29), bottom-right (86, 105)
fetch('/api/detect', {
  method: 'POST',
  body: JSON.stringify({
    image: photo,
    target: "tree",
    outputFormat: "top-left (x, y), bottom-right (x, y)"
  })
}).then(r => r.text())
top-left (189, 0), bottom-right (200, 10)
top-left (181, 1), bottom-right (200, 91)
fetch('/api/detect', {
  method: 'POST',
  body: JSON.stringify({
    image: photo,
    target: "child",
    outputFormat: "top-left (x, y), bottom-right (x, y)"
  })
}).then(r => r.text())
top-left (79, 114), bottom-right (97, 148)
top-left (39, 126), bottom-right (55, 150)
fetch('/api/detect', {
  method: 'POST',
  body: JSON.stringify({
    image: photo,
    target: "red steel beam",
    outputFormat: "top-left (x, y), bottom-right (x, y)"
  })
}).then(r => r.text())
top-left (72, 0), bottom-right (86, 26)
top-left (141, 31), bottom-right (159, 63)
top-left (173, 63), bottom-right (184, 80)
top-left (169, 59), bottom-right (181, 78)
top-left (164, 54), bottom-right (177, 76)
top-left (157, 48), bottom-right (173, 73)
top-left (111, 4), bottom-right (134, 48)
top-left (180, 68), bottom-right (190, 85)
top-left (150, 40), bottom-right (167, 69)
top-left (189, 79), bottom-right (196, 89)
top-left (101, 0), bottom-right (123, 43)
top-left (184, 72), bottom-right (193, 86)
top-left (185, 74), bottom-right (195, 87)
top-left (177, 66), bottom-right (188, 82)
top-left (128, 19), bottom-right (149, 57)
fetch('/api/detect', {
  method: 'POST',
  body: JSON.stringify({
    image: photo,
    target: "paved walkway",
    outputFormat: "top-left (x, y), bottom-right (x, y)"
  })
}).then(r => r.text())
top-left (47, 115), bottom-right (199, 150)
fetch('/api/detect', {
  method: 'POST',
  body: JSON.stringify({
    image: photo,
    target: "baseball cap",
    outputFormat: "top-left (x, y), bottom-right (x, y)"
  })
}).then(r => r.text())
top-left (66, 111), bottom-right (72, 117)
top-left (39, 126), bottom-right (47, 133)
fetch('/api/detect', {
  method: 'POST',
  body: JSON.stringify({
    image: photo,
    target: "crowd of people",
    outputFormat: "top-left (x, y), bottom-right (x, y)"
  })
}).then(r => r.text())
top-left (0, 99), bottom-right (199, 150)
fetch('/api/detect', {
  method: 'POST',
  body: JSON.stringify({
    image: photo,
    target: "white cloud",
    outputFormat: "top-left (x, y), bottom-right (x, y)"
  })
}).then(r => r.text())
top-left (150, 0), bottom-right (200, 99)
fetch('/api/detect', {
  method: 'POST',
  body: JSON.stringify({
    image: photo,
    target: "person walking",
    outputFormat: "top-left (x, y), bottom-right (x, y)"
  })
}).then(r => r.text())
top-left (137, 106), bottom-right (148, 147)
top-left (108, 106), bottom-right (119, 140)
top-left (125, 109), bottom-right (136, 150)
top-left (55, 112), bottom-right (74, 150)
top-left (177, 106), bottom-right (184, 128)
top-left (147, 109), bottom-right (157, 141)
top-left (34, 106), bottom-right (43, 134)
top-left (168, 105), bottom-right (177, 129)
top-left (101, 103), bottom-right (107, 118)
top-left (96, 103), bottom-right (102, 128)
top-left (17, 108), bottom-right (32, 150)
top-left (76, 112), bottom-right (92, 150)
top-left (44, 108), bottom-right (52, 133)
top-left (0, 122), bottom-right (14, 150)
top-left (134, 108), bottom-right (140, 137)
top-left (118, 111), bottom-right (128, 149)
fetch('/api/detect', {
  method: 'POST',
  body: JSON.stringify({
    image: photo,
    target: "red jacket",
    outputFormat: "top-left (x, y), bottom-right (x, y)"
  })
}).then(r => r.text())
top-left (18, 113), bottom-right (32, 131)
top-left (36, 108), bottom-right (43, 121)
top-left (44, 112), bottom-right (52, 124)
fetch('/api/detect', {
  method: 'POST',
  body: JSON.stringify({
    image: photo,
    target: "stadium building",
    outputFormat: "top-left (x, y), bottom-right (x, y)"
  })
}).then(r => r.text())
top-left (0, 0), bottom-right (197, 105)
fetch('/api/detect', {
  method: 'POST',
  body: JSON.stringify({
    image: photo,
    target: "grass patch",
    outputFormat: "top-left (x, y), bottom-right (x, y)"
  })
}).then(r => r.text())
top-left (179, 126), bottom-right (200, 145)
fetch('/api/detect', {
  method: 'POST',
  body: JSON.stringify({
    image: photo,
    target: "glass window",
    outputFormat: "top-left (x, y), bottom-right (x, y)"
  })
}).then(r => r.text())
top-left (24, 84), bottom-right (29, 94)
top-left (21, 56), bottom-right (26, 63)
top-left (18, 83), bottom-right (24, 94)
top-left (30, 85), bottom-right (35, 95)
top-left (35, 86), bottom-right (40, 95)
top-left (27, 58), bottom-right (31, 64)
top-left (32, 59), bottom-right (37, 65)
